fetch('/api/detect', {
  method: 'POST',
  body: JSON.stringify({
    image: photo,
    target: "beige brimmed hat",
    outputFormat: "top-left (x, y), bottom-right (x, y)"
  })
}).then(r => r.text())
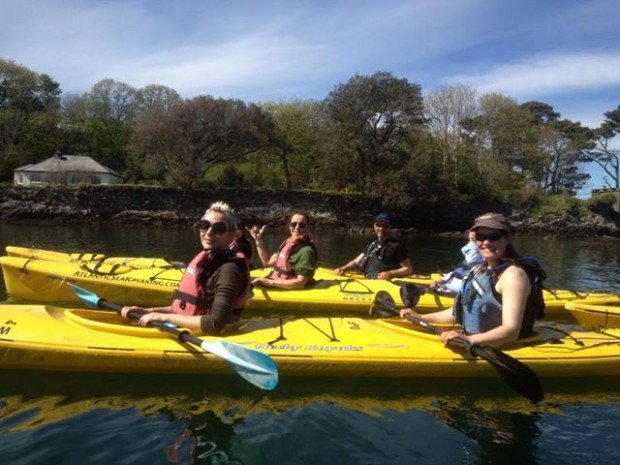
top-left (470, 213), bottom-right (510, 231)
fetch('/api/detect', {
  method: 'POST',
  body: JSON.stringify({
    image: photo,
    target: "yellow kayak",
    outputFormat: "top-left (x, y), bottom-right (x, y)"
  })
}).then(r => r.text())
top-left (1, 304), bottom-right (618, 378)
top-left (565, 296), bottom-right (620, 327)
top-left (5, 244), bottom-right (440, 283)
top-left (1, 252), bottom-right (617, 326)
top-left (7, 245), bottom-right (440, 280)
top-left (6, 245), bottom-right (182, 269)
top-left (0, 254), bottom-right (452, 311)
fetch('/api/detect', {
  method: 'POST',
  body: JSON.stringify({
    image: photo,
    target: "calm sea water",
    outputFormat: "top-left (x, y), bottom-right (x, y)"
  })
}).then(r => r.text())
top-left (0, 222), bottom-right (619, 465)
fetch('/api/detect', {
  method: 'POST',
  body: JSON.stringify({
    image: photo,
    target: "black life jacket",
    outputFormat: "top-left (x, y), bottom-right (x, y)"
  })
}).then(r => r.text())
top-left (359, 239), bottom-right (404, 278)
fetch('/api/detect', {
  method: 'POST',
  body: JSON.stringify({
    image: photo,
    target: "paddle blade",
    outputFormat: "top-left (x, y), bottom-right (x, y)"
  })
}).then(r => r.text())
top-left (202, 340), bottom-right (279, 391)
top-left (470, 345), bottom-right (544, 403)
top-left (369, 291), bottom-right (399, 317)
top-left (66, 281), bottom-right (279, 391)
top-left (399, 283), bottom-right (422, 308)
top-left (66, 281), bottom-right (101, 308)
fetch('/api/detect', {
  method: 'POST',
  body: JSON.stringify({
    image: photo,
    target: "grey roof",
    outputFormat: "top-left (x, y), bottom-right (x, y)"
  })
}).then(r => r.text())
top-left (15, 155), bottom-right (121, 177)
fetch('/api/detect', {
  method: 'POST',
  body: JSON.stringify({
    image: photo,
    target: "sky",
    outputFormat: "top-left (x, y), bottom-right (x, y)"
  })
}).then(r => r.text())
top-left (1, 0), bottom-right (619, 194)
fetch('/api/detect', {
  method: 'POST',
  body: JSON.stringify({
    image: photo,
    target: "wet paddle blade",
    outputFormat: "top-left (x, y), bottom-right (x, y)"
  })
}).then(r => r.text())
top-left (390, 288), bottom-right (544, 402)
top-left (203, 340), bottom-right (279, 391)
top-left (369, 291), bottom-right (399, 317)
top-left (399, 283), bottom-right (422, 308)
top-left (68, 281), bottom-right (279, 391)
top-left (66, 281), bottom-right (101, 308)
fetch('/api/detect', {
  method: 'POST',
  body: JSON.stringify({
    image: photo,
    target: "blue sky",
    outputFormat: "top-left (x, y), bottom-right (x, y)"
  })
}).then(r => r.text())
top-left (1, 0), bottom-right (618, 193)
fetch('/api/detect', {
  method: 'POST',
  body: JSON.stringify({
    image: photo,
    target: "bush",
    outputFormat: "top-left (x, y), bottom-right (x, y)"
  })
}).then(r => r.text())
top-left (216, 165), bottom-right (246, 187)
top-left (584, 192), bottom-right (618, 213)
top-left (503, 185), bottom-right (542, 211)
top-left (531, 193), bottom-right (585, 216)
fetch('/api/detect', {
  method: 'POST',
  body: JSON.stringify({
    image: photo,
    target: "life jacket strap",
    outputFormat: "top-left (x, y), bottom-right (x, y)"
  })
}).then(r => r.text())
top-left (173, 290), bottom-right (209, 306)
top-left (271, 265), bottom-right (296, 278)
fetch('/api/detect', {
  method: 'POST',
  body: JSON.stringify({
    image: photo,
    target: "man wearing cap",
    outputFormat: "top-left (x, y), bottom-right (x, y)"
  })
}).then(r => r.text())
top-left (334, 213), bottom-right (413, 279)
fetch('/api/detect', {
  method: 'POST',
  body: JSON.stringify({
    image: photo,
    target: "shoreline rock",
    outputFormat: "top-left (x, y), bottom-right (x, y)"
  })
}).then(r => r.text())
top-left (1, 185), bottom-right (618, 237)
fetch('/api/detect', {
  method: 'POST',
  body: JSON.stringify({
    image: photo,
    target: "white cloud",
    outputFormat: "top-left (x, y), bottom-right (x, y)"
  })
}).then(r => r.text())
top-left (111, 36), bottom-right (337, 100)
top-left (445, 51), bottom-right (620, 98)
top-left (0, 0), bottom-right (501, 99)
top-left (3, 0), bottom-right (619, 115)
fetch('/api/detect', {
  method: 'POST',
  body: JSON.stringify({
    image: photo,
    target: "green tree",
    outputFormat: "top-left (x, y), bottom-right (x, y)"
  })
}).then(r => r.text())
top-left (424, 84), bottom-right (478, 185)
top-left (324, 72), bottom-right (425, 192)
top-left (537, 120), bottom-right (592, 194)
top-left (129, 96), bottom-right (273, 190)
top-left (89, 78), bottom-right (139, 123)
top-left (583, 105), bottom-right (619, 188)
top-left (0, 58), bottom-right (61, 179)
top-left (135, 84), bottom-right (182, 114)
top-left (460, 94), bottom-right (538, 194)
top-left (518, 102), bottom-right (593, 195)
top-left (521, 101), bottom-right (560, 125)
top-left (59, 79), bottom-right (139, 173)
top-left (262, 100), bottom-right (322, 189)
top-left (473, 94), bottom-right (538, 169)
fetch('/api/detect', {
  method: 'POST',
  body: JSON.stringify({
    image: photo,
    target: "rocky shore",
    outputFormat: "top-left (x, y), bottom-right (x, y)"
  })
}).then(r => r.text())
top-left (1, 185), bottom-right (618, 237)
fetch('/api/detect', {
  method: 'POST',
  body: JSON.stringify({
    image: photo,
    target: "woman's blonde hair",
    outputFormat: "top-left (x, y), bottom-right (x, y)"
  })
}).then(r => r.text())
top-left (204, 201), bottom-right (237, 230)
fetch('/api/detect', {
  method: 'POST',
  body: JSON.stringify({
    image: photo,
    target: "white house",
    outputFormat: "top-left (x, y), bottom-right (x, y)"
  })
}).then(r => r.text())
top-left (14, 155), bottom-right (123, 186)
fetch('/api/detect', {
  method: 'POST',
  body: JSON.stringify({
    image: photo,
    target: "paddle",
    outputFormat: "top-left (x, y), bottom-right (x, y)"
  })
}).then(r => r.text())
top-left (67, 282), bottom-right (278, 391)
top-left (370, 286), bottom-right (544, 403)
top-left (392, 279), bottom-right (457, 298)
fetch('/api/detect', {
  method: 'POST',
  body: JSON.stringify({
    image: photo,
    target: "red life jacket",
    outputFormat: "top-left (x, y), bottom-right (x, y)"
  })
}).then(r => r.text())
top-left (172, 249), bottom-right (251, 319)
top-left (270, 234), bottom-right (317, 280)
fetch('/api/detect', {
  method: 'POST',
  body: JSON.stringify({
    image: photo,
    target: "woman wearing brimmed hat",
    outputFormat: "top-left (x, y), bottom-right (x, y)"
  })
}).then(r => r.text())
top-left (400, 213), bottom-right (546, 347)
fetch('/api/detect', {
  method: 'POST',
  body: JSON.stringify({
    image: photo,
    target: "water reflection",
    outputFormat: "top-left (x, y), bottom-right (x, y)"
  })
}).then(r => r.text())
top-left (162, 410), bottom-right (241, 465)
top-left (1, 371), bottom-right (619, 464)
top-left (433, 397), bottom-right (541, 465)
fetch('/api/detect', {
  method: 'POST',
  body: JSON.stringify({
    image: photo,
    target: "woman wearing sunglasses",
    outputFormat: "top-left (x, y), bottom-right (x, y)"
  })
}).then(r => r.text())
top-left (400, 213), bottom-right (546, 348)
top-left (121, 201), bottom-right (251, 333)
top-left (250, 211), bottom-right (317, 289)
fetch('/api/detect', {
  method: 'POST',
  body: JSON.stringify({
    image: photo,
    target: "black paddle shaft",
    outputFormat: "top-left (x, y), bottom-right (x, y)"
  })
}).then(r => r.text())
top-left (99, 298), bottom-right (197, 345)
top-left (402, 313), bottom-right (475, 352)
top-left (371, 290), bottom-right (544, 402)
top-left (404, 314), bottom-right (544, 402)
top-left (394, 280), bottom-right (457, 299)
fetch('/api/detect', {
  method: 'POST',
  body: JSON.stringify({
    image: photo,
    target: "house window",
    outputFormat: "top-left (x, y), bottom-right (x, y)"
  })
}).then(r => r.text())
top-left (93, 176), bottom-right (101, 185)
top-left (30, 173), bottom-right (42, 183)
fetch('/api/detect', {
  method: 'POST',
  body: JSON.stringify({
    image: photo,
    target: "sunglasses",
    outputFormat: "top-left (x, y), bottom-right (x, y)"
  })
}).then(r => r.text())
top-left (289, 221), bottom-right (307, 229)
top-left (475, 231), bottom-right (504, 242)
top-left (195, 219), bottom-right (228, 234)
top-left (374, 222), bottom-right (390, 228)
